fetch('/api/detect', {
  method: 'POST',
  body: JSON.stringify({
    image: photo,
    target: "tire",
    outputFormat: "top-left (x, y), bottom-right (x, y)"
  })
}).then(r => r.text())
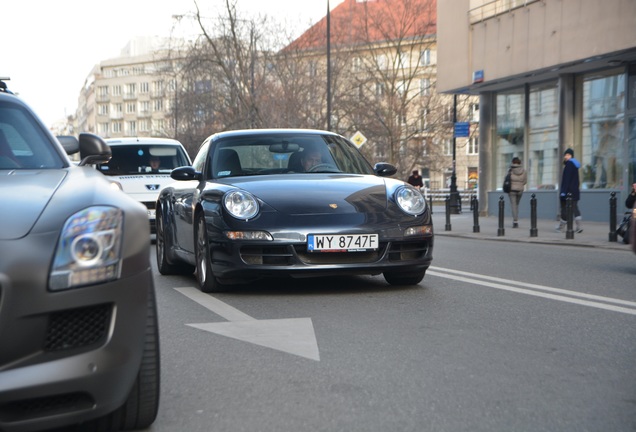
top-left (81, 287), bottom-right (160, 431)
top-left (156, 208), bottom-right (195, 275)
top-left (383, 270), bottom-right (426, 286)
top-left (195, 213), bottom-right (224, 293)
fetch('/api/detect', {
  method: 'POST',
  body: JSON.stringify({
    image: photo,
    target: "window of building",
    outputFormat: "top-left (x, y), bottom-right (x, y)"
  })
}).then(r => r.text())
top-left (127, 121), bottom-right (137, 135)
top-left (113, 122), bottom-right (122, 133)
top-left (496, 87), bottom-right (525, 187)
top-left (139, 119), bottom-right (150, 132)
top-left (154, 99), bottom-right (163, 112)
top-left (375, 82), bottom-right (385, 98)
top-left (112, 85), bottom-right (122, 96)
top-left (352, 57), bottom-right (362, 72)
top-left (470, 103), bottom-right (480, 122)
top-left (420, 108), bottom-right (429, 131)
top-left (125, 83), bottom-right (136, 97)
top-left (419, 49), bottom-right (431, 66)
top-left (140, 82), bottom-right (149, 94)
top-left (377, 54), bottom-right (387, 70)
top-left (126, 102), bottom-right (136, 114)
top-left (467, 136), bottom-right (479, 155)
top-left (528, 82), bottom-right (558, 189)
top-left (420, 78), bottom-right (431, 96)
top-left (98, 86), bottom-right (109, 98)
top-left (140, 101), bottom-right (150, 114)
top-left (99, 123), bottom-right (109, 135)
top-left (581, 71), bottom-right (625, 189)
top-left (444, 138), bottom-right (453, 155)
top-left (98, 104), bottom-right (109, 116)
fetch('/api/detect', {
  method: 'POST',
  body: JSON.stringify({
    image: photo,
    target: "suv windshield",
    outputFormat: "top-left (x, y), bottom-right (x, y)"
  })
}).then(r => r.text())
top-left (96, 144), bottom-right (190, 175)
top-left (0, 102), bottom-right (65, 170)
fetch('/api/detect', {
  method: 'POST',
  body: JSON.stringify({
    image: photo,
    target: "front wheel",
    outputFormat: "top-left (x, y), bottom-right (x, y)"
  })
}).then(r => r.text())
top-left (383, 270), bottom-right (426, 286)
top-left (195, 213), bottom-right (225, 293)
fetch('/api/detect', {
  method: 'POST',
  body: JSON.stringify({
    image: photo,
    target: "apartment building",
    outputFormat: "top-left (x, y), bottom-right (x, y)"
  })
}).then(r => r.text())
top-left (438, 0), bottom-right (636, 221)
top-left (77, 37), bottom-right (182, 140)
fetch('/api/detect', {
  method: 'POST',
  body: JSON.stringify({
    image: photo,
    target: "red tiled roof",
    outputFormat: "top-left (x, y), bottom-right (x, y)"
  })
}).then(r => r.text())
top-left (285, 0), bottom-right (437, 52)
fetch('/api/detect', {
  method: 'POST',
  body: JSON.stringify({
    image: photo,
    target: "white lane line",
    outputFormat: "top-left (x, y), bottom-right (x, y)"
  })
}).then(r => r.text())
top-left (430, 266), bottom-right (636, 307)
top-left (175, 287), bottom-right (256, 321)
top-left (428, 268), bottom-right (636, 316)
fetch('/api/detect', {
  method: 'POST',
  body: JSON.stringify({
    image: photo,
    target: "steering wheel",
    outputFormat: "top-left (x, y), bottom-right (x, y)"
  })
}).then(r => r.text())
top-left (307, 163), bottom-right (338, 172)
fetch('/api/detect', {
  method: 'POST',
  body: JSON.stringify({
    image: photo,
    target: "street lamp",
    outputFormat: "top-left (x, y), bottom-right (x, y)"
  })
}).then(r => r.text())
top-left (326, 0), bottom-right (332, 131)
top-left (449, 94), bottom-right (461, 214)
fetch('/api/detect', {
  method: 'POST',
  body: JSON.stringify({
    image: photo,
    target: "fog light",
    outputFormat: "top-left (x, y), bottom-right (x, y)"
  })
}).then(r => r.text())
top-left (225, 231), bottom-right (273, 241)
top-left (404, 226), bottom-right (432, 237)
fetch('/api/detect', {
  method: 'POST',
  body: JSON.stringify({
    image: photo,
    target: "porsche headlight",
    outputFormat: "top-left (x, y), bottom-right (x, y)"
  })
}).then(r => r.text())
top-left (223, 191), bottom-right (259, 220)
top-left (395, 186), bottom-right (427, 215)
top-left (49, 206), bottom-right (123, 291)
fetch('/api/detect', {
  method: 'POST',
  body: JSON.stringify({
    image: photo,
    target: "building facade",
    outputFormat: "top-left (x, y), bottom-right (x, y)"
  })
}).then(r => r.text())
top-left (77, 37), bottom-right (182, 142)
top-left (437, 0), bottom-right (636, 221)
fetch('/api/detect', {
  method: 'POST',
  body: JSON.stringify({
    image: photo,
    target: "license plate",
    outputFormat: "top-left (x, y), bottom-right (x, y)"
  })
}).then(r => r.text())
top-left (307, 234), bottom-right (378, 252)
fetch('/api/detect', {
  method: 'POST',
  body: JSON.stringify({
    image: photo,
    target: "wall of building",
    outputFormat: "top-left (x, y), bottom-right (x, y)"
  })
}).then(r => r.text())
top-left (438, 0), bottom-right (636, 93)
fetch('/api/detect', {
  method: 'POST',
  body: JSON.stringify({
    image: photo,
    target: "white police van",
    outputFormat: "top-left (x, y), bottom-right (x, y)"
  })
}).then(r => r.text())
top-left (98, 137), bottom-right (192, 233)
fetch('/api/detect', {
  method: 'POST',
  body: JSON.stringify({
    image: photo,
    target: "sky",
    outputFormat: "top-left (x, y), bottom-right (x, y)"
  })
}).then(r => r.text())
top-left (2, 0), bottom-right (343, 128)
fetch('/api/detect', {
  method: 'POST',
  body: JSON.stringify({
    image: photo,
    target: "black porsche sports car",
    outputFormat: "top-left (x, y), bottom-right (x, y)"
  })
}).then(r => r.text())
top-left (156, 129), bottom-right (433, 292)
top-left (0, 80), bottom-right (159, 431)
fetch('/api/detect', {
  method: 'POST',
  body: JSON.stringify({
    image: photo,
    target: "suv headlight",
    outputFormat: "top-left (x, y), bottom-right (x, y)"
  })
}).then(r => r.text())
top-left (49, 206), bottom-right (123, 291)
top-left (395, 186), bottom-right (427, 215)
top-left (223, 191), bottom-right (259, 220)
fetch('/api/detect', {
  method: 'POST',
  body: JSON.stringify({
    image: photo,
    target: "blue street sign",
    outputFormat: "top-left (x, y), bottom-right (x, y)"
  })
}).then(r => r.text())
top-left (454, 122), bottom-right (470, 138)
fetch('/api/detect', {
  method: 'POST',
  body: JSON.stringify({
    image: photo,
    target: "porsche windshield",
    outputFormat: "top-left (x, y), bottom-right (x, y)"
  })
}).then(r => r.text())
top-left (211, 133), bottom-right (374, 178)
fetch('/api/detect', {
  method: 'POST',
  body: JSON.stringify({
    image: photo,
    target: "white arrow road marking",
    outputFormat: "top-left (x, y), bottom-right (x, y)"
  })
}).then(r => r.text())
top-left (175, 287), bottom-right (320, 361)
top-left (429, 266), bottom-right (636, 316)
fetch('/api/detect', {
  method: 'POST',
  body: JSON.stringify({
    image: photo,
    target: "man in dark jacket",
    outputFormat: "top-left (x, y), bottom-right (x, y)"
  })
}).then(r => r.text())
top-left (556, 148), bottom-right (583, 233)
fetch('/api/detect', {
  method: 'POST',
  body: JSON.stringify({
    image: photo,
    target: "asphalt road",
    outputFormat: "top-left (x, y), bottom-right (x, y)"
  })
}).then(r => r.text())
top-left (135, 237), bottom-right (636, 432)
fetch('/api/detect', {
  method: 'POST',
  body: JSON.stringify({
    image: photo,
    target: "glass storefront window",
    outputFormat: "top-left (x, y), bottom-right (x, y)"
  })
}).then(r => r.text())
top-left (581, 72), bottom-right (625, 189)
top-left (528, 82), bottom-right (559, 190)
top-left (496, 88), bottom-right (524, 188)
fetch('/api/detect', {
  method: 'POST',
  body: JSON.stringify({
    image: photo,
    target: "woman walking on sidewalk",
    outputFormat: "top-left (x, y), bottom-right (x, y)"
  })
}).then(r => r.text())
top-left (507, 157), bottom-right (527, 228)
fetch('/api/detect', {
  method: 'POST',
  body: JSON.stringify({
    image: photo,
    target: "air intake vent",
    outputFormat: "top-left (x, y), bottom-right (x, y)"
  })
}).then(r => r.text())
top-left (44, 304), bottom-right (111, 352)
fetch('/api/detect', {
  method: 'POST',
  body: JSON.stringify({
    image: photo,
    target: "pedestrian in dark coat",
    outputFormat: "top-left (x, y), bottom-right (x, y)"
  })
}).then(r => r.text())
top-left (556, 148), bottom-right (582, 233)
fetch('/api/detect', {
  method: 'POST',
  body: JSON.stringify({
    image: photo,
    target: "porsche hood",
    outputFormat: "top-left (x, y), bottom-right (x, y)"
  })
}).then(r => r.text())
top-left (224, 175), bottom-right (390, 215)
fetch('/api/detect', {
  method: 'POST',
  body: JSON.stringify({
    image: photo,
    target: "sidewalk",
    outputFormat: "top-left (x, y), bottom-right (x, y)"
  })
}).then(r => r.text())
top-left (431, 206), bottom-right (631, 251)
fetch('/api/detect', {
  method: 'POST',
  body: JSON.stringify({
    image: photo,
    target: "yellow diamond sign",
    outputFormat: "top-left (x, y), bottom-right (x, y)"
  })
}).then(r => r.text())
top-left (350, 131), bottom-right (367, 148)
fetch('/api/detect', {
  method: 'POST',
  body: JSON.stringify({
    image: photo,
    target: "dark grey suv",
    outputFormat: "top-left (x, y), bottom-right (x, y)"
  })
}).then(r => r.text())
top-left (0, 79), bottom-right (159, 431)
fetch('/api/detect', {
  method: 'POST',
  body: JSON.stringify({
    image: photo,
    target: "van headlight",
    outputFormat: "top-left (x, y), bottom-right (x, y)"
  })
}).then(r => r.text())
top-left (49, 206), bottom-right (123, 291)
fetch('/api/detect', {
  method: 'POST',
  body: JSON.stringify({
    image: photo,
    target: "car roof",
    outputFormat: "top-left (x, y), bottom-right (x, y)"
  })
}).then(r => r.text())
top-left (209, 128), bottom-right (340, 141)
top-left (105, 137), bottom-right (184, 146)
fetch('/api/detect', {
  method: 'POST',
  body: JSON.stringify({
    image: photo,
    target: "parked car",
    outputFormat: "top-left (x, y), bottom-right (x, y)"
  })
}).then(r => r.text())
top-left (0, 79), bottom-right (159, 431)
top-left (156, 128), bottom-right (434, 292)
top-left (96, 137), bottom-right (192, 233)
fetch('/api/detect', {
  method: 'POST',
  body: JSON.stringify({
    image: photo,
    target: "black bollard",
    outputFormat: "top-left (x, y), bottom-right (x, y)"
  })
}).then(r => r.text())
top-left (609, 191), bottom-right (617, 242)
top-left (565, 193), bottom-right (574, 239)
top-left (472, 195), bottom-right (480, 233)
top-left (445, 195), bottom-right (452, 231)
top-left (497, 195), bottom-right (505, 236)
top-left (530, 193), bottom-right (538, 237)
top-left (429, 194), bottom-right (433, 215)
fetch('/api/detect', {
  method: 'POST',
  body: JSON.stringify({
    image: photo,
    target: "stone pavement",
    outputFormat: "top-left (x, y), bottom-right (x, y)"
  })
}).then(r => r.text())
top-left (431, 206), bottom-right (631, 252)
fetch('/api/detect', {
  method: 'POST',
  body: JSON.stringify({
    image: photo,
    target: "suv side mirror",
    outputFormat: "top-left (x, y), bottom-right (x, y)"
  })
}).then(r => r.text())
top-left (78, 133), bottom-right (112, 166)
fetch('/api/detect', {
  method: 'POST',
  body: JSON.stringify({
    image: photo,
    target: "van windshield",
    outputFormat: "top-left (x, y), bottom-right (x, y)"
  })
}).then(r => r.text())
top-left (97, 144), bottom-right (190, 175)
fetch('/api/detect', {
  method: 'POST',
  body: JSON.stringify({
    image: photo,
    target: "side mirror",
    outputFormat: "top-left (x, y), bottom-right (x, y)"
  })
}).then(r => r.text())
top-left (171, 166), bottom-right (201, 181)
top-left (56, 135), bottom-right (80, 155)
top-left (373, 162), bottom-right (397, 177)
top-left (78, 133), bottom-right (111, 166)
